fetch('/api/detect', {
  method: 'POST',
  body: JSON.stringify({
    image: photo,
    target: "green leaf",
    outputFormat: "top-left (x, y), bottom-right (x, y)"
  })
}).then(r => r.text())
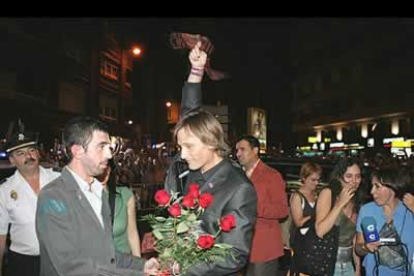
top-left (177, 221), bottom-right (190, 234)
top-left (155, 216), bottom-right (167, 222)
top-left (187, 213), bottom-right (197, 221)
top-left (161, 248), bottom-right (172, 258)
top-left (214, 243), bottom-right (233, 249)
top-left (153, 229), bottom-right (164, 240)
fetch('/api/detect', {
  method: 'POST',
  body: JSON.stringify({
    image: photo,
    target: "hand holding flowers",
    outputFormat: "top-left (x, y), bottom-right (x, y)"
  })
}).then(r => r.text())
top-left (142, 183), bottom-right (236, 275)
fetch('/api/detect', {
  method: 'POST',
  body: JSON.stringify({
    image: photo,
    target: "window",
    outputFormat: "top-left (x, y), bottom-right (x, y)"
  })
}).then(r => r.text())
top-left (105, 107), bottom-right (111, 116)
top-left (100, 58), bottom-right (119, 80)
top-left (99, 94), bottom-right (117, 121)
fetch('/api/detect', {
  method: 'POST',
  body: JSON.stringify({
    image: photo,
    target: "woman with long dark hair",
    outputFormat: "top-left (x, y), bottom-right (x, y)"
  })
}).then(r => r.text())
top-left (315, 157), bottom-right (365, 276)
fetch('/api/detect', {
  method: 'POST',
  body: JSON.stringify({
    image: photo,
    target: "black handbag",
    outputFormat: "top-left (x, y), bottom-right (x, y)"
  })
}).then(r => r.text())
top-left (291, 189), bottom-right (339, 276)
top-left (376, 217), bottom-right (408, 272)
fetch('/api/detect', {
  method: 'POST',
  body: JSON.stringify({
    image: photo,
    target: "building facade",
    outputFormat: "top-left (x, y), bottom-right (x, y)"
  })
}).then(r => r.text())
top-left (290, 20), bottom-right (414, 157)
top-left (0, 19), bottom-right (136, 150)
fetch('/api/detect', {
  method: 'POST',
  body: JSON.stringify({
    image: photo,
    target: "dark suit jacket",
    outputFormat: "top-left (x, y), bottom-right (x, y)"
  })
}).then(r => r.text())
top-left (180, 81), bottom-right (202, 117)
top-left (35, 167), bottom-right (146, 276)
top-left (183, 159), bottom-right (257, 276)
top-left (165, 82), bottom-right (256, 275)
top-left (165, 82), bottom-right (201, 194)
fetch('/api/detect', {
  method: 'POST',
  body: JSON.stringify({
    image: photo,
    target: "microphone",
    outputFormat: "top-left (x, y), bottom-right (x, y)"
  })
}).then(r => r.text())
top-left (178, 170), bottom-right (189, 179)
top-left (361, 216), bottom-right (380, 243)
top-left (361, 216), bottom-right (396, 245)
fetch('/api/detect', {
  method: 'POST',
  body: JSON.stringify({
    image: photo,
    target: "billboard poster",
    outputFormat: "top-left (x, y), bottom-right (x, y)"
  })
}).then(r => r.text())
top-left (247, 107), bottom-right (266, 151)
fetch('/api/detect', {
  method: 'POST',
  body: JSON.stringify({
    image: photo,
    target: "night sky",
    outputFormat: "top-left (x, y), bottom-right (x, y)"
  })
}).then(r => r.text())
top-left (110, 17), bottom-right (412, 148)
top-left (2, 17), bottom-right (412, 151)
top-left (112, 17), bottom-right (297, 147)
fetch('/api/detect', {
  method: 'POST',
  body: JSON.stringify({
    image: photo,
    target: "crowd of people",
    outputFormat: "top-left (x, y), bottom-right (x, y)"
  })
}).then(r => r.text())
top-left (288, 159), bottom-right (414, 276)
top-left (0, 41), bottom-right (414, 276)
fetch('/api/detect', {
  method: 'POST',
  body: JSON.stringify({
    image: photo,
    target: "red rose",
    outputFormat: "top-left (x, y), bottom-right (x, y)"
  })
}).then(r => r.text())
top-left (199, 193), bottom-right (213, 208)
top-left (197, 235), bottom-right (215, 249)
top-left (182, 194), bottom-right (196, 208)
top-left (188, 183), bottom-right (200, 198)
top-left (220, 214), bottom-right (236, 232)
top-left (168, 203), bottom-right (181, 217)
top-left (154, 190), bottom-right (170, 206)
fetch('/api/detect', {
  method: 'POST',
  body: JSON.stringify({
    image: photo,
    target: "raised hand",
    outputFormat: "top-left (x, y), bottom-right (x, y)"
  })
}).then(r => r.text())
top-left (189, 41), bottom-right (207, 69)
top-left (337, 185), bottom-right (356, 208)
top-left (364, 241), bottom-right (382, 253)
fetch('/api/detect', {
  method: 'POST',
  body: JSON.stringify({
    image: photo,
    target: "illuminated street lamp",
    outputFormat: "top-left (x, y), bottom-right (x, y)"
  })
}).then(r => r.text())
top-left (166, 101), bottom-right (172, 108)
top-left (132, 46), bottom-right (141, 57)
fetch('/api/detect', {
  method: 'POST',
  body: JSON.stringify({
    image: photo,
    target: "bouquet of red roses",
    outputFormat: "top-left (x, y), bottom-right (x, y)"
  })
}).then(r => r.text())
top-left (142, 183), bottom-right (236, 275)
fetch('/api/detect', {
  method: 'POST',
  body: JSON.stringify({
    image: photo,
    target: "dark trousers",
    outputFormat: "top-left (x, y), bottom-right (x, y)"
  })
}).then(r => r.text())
top-left (5, 250), bottom-right (39, 276)
top-left (245, 258), bottom-right (279, 276)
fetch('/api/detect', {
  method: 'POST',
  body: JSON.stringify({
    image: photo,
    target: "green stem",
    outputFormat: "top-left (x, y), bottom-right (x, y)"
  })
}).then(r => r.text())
top-left (173, 217), bottom-right (177, 245)
top-left (199, 207), bottom-right (204, 216)
top-left (214, 229), bottom-right (222, 238)
top-left (159, 229), bottom-right (175, 232)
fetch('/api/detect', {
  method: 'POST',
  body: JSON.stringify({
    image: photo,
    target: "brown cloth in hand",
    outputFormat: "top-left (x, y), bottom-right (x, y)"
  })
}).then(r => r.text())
top-left (169, 32), bottom-right (229, 80)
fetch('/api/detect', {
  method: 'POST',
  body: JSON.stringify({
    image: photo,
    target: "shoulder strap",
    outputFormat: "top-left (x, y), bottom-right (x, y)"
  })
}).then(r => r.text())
top-left (295, 190), bottom-right (309, 209)
top-left (108, 184), bottom-right (116, 227)
top-left (107, 162), bottom-right (118, 227)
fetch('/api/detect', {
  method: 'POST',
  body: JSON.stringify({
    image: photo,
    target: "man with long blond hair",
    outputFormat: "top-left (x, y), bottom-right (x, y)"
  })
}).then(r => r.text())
top-left (174, 110), bottom-right (257, 276)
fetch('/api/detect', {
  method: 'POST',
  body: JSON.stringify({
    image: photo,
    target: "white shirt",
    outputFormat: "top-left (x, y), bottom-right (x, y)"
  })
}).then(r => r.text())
top-left (0, 166), bottom-right (60, 255)
top-left (67, 167), bottom-right (104, 228)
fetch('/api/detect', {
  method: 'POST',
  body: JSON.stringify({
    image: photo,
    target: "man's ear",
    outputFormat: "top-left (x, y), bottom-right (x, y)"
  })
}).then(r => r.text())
top-left (8, 156), bottom-right (16, 166)
top-left (70, 144), bottom-right (85, 159)
top-left (253, 147), bottom-right (259, 156)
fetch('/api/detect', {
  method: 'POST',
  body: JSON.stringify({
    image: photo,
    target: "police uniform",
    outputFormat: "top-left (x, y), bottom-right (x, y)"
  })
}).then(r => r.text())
top-left (0, 131), bottom-right (60, 276)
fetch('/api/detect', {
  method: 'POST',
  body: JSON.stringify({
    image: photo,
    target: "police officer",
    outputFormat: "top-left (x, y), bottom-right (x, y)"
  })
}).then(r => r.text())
top-left (0, 131), bottom-right (60, 276)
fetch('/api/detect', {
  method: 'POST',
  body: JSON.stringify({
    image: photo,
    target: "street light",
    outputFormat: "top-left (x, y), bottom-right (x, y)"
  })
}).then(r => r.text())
top-left (132, 46), bottom-right (141, 57)
top-left (130, 44), bottom-right (144, 148)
